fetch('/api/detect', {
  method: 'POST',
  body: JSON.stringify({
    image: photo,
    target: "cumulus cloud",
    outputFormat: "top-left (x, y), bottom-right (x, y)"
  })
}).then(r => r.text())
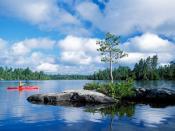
top-left (0, 38), bottom-right (8, 66)
top-left (1, 0), bottom-right (175, 39)
top-left (24, 38), bottom-right (55, 49)
top-left (0, 0), bottom-right (78, 25)
top-left (36, 63), bottom-right (59, 73)
top-left (76, 0), bottom-right (175, 36)
top-left (0, 0), bottom-right (85, 36)
top-left (56, 64), bottom-right (102, 74)
top-left (120, 33), bottom-right (175, 65)
top-left (11, 42), bottom-right (30, 56)
top-left (76, 2), bottom-right (103, 25)
top-left (0, 33), bottom-right (175, 74)
top-left (57, 33), bottom-right (174, 69)
top-left (0, 38), bottom-right (6, 51)
top-left (7, 51), bottom-right (57, 70)
top-left (0, 37), bottom-right (58, 73)
top-left (2, 0), bottom-right (175, 37)
top-left (0, 36), bottom-right (101, 74)
top-left (123, 33), bottom-right (175, 53)
top-left (11, 38), bottom-right (55, 56)
top-left (58, 35), bottom-right (100, 65)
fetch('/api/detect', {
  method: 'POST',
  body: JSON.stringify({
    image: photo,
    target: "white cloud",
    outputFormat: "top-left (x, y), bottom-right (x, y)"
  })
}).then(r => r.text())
top-left (0, 33), bottom-right (174, 74)
top-left (57, 33), bottom-right (174, 69)
top-left (120, 33), bottom-right (175, 65)
top-left (36, 63), bottom-right (59, 73)
top-left (24, 38), bottom-right (55, 49)
top-left (0, 37), bottom-right (58, 73)
top-left (0, 36), bottom-right (102, 74)
top-left (31, 52), bottom-right (55, 65)
top-left (58, 35), bottom-right (100, 65)
top-left (119, 52), bottom-right (153, 65)
top-left (5, 51), bottom-right (57, 69)
top-left (123, 33), bottom-right (175, 53)
top-left (11, 38), bottom-right (55, 56)
top-left (61, 52), bottom-right (92, 65)
top-left (11, 42), bottom-right (30, 56)
top-left (76, 2), bottom-right (103, 25)
top-left (0, 36), bottom-right (99, 74)
top-left (1, 0), bottom-right (175, 37)
top-left (76, 0), bottom-right (175, 35)
top-left (0, 38), bottom-right (8, 66)
top-left (0, 0), bottom-right (78, 25)
top-left (0, 38), bottom-right (6, 51)
top-left (0, 0), bottom-right (84, 36)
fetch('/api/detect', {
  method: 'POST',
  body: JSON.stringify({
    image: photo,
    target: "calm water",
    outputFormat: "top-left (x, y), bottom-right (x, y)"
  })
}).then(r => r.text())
top-left (0, 80), bottom-right (175, 131)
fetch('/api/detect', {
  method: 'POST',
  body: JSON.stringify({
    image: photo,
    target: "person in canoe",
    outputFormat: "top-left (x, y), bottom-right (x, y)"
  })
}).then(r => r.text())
top-left (18, 81), bottom-right (24, 90)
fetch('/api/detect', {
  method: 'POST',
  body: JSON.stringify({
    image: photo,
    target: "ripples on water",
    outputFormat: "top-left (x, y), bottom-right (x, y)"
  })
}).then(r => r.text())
top-left (0, 80), bottom-right (175, 131)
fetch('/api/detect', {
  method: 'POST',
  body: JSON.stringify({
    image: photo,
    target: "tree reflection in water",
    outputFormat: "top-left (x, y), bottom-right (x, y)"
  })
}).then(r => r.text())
top-left (85, 103), bottom-right (135, 131)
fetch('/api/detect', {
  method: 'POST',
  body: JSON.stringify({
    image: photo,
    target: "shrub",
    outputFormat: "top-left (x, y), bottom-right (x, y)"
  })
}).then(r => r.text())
top-left (114, 79), bottom-right (135, 99)
top-left (84, 82), bottom-right (100, 90)
top-left (84, 79), bottom-right (135, 99)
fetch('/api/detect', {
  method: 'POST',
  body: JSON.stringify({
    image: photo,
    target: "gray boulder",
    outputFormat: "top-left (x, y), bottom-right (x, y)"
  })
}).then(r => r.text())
top-left (123, 88), bottom-right (175, 104)
top-left (27, 90), bottom-right (116, 106)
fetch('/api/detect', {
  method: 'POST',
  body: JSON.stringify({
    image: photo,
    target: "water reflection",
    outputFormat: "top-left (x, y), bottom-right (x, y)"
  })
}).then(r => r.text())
top-left (133, 105), bottom-right (175, 127)
top-left (85, 104), bottom-right (135, 118)
top-left (28, 100), bottom-right (175, 128)
top-left (135, 80), bottom-right (175, 89)
top-left (0, 80), bottom-right (175, 131)
top-left (85, 104), bottom-right (135, 130)
top-left (59, 107), bottom-right (103, 123)
top-left (84, 103), bottom-right (175, 128)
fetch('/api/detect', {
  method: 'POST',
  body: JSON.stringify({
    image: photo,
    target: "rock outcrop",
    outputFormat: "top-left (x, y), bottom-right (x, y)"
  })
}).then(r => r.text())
top-left (123, 88), bottom-right (175, 104)
top-left (27, 88), bottom-right (175, 107)
top-left (27, 90), bottom-right (116, 106)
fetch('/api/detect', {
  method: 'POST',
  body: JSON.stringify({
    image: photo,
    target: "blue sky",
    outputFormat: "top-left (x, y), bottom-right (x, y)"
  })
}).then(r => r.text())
top-left (0, 0), bottom-right (175, 74)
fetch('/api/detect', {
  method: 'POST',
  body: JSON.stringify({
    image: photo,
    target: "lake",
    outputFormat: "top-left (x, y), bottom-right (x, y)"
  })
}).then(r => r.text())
top-left (0, 80), bottom-right (175, 131)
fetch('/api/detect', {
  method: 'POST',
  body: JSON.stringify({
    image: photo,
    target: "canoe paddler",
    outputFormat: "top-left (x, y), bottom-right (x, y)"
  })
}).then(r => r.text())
top-left (19, 81), bottom-right (23, 90)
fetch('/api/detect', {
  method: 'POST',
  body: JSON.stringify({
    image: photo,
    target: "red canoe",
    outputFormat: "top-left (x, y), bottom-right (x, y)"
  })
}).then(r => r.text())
top-left (7, 86), bottom-right (39, 90)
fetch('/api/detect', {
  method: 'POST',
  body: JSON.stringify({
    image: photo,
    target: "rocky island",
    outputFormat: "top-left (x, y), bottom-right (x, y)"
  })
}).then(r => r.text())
top-left (27, 88), bottom-right (175, 107)
top-left (27, 90), bottom-right (116, 106)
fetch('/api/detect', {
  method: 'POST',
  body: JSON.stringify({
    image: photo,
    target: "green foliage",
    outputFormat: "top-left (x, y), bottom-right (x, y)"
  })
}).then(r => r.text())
top-left (90, 66), bottom-right (131, 80)
top-left (84, 79), bottom-right (135, 99)
top-left (158, 61), bottom-right (175, 80)
top-left (84, 82), bottom-right (101, 90)
top-left (0, 67), bottom-right (90, 80)
top-left (96, 32), bottom-right (128, 82)
top-left (49, 74), bottom-right (89, 80)
top-left (113, 79), bottom-right (135, 99)
top-left (133, 55), bottom-right (159, 80)
top-left (0, 67), bottom-right (50, 80)
top-left (97, 33), bottom-right (127, 63)
top-left (0, 55), bottom-right (174, 80)
top-left (89, 55), bottom-right (175, 80)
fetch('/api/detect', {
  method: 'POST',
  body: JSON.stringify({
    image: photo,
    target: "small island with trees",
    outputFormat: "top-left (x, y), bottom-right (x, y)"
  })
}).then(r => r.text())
top-left (27, 33), bottom-right (175, 107)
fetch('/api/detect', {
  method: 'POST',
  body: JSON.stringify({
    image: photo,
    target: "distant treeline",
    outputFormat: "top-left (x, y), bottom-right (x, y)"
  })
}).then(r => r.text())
top-left (0, 67), bottom-right (90, 80)
top-left (48, 74), bottom-right (90, 80)
top-left (0, 55), bottom-right (174, 80)
top-left (89, 55), bottom-right (175, 80)
top-left (0, 67), bottom-right (50, 80)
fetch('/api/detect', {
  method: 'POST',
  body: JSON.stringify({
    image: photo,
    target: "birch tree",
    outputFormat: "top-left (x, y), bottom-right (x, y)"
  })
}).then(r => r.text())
top-left (96, 33), bottom-right (127, 83)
